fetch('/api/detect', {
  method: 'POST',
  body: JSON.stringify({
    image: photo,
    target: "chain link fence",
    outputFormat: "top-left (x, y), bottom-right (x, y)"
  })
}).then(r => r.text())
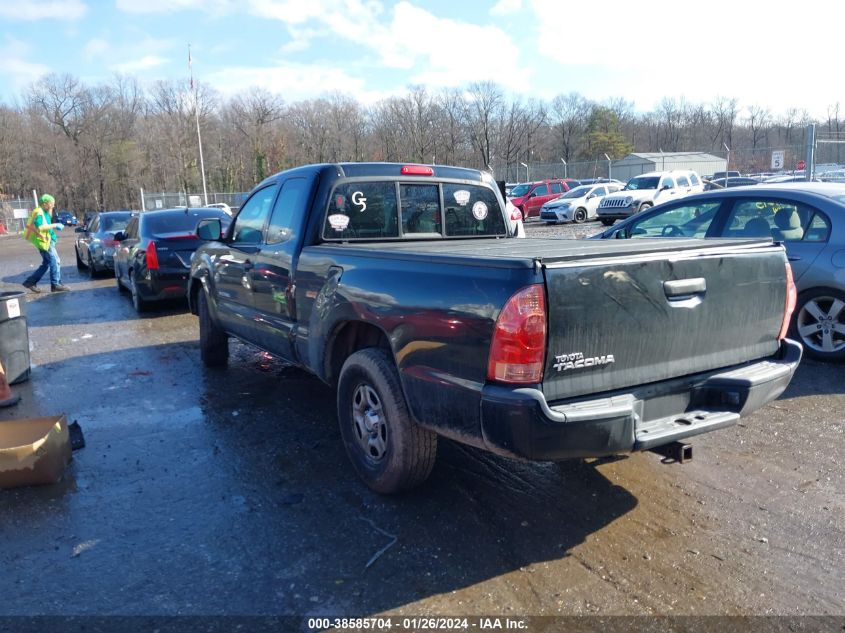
top-left (141, 191), bottom-right (247, 212)
top-left (0, 198), bottom-right (35, 234)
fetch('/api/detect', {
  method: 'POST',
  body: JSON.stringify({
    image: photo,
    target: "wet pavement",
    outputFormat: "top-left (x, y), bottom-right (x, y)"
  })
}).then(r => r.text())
top-left (0, 229), bottom-right (843, 619)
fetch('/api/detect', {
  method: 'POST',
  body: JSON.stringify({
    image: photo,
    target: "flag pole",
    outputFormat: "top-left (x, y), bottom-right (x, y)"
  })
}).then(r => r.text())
top-left (189, 44), bottom-right (209, 206)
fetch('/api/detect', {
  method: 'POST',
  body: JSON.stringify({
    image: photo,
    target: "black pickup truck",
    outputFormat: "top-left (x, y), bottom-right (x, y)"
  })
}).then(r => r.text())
top-left (187, 162), bottom-right (802, 493)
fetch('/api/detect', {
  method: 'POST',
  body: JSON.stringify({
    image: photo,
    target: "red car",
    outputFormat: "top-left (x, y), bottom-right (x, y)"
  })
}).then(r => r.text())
top-left (508, 179), bottom-right (579, 219)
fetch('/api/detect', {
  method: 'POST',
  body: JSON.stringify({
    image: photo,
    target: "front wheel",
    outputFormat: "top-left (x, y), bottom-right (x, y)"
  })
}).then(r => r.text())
top-left (198, 289), bottom-right (229, 367)
top-left (337, 348), bottom-right (437, 494)
top-left (791, 288), bottom-right (845, 361)
top-left (573, 208), bottom-right (588, 224)
top-left (638, 202), bottom-right (653, 213)
top-left (600, 218), bottom-right (615, 226)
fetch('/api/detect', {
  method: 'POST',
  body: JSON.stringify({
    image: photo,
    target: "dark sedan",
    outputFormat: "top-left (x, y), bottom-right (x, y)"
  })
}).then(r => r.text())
top-left (114, 208), bottom-right (231, 313)
top-left (595, 183), bottom-right (845, 361)
top-left (75, 211), bottom-right (136, 276)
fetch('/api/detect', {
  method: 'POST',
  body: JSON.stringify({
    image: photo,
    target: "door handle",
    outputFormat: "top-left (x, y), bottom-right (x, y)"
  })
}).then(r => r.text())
top-left (788, 255), bottom-right (801, 262)
top-left (664, 277), bottom-right (706, 298)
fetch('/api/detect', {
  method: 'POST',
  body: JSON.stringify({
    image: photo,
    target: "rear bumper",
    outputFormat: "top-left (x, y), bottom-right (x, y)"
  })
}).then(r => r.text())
top-left (138, 271), bottom-right (190, 302)
top-left (479, 339), bottom-right (802, 461)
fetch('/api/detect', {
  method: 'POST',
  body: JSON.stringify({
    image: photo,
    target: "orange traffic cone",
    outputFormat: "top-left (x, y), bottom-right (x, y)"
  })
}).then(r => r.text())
top-left (0, 360), bottom-right (20, 408)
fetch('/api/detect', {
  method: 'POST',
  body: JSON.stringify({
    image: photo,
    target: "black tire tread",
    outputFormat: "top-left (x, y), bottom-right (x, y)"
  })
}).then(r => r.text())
top-left (198, 289), bottom-right (228, 367)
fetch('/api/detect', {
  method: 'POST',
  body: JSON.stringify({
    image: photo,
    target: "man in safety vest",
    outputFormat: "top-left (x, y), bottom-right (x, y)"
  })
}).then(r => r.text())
top-left (22, 194), bottom-right (70, 293)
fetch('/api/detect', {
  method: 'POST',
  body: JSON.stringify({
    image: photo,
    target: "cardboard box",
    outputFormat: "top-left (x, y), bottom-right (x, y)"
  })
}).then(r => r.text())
top-left (0, 415), bottom-right (71, 489)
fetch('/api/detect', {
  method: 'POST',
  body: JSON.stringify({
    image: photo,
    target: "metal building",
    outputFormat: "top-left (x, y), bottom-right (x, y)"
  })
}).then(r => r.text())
top-left (611, 152), bottom-right (727, 181)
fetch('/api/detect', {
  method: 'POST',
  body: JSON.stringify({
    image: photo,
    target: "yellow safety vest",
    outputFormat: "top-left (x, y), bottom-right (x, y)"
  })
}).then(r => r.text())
top-left (23, 207), bottom-right (52, 251)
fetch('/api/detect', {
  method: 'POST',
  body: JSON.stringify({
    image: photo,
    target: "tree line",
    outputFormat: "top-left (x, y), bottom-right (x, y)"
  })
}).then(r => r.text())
top-left (0, 73), bottom-right (842, 212)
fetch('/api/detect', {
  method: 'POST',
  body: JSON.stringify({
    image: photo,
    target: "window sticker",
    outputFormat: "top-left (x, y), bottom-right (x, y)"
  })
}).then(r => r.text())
top-left (328, 214), bottom-right (350, 231)
top-left (472, 201), bottom-right (488, 220)
top-left (351, 191), bottom-right (367, 212)
top-left (453, 190), bottom-right (471, 206)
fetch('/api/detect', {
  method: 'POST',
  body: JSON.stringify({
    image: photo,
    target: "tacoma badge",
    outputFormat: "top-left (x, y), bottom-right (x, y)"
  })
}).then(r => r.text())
top-left (554, 351), bottom-right (615, 372)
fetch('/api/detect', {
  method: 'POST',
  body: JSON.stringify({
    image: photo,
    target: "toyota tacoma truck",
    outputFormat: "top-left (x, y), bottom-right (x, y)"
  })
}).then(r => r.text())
top-left (187, 162), bottom-right (801, 494)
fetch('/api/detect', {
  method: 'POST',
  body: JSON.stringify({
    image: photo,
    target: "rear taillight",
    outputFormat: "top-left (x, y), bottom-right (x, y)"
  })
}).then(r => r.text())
top-left (778, 262), bottom-right (797, 340)
top-left (487, 284), bottom-right (547, 384)
top-left (146, 242), bottom-right (160, 271)
top-left (510, 209), bottom-right (523, 221)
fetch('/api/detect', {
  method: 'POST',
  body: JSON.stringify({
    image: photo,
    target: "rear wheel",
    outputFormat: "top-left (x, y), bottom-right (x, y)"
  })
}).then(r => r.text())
top-left (75, 247), bottom-right (84, 270)
top-left (87, 253), bottom-right (98, 278)
top-left (791, 288), bottom-right (845, 361)
top-left (116, 267), bottom-right (127, 293)
top-left (573, 208), bottom-right (588, 223)
top-left (337, 348), bottom-right (437, 494)
top-left (129, 271), bottom-right (148, 313)
top-left (198, 290), bottom-right (228, 367)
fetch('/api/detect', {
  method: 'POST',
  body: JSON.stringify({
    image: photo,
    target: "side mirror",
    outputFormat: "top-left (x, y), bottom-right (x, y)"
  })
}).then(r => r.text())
top-left (197, 218), bottom-right (222, 241)
top-left (660, 185), bottom-right (671, 191)
top-left (113, 231), bottom-right (125, 241)
top-left (587, 193), bottom-right (597, 199)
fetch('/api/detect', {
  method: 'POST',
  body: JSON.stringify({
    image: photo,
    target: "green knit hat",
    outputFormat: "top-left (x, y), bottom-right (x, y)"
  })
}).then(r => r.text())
top-left (39, 194), bottom-right (55, 204)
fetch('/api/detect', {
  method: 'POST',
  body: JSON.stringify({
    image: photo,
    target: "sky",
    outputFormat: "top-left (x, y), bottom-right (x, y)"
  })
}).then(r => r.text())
top-left (0, 0), bottom-right (842, 118)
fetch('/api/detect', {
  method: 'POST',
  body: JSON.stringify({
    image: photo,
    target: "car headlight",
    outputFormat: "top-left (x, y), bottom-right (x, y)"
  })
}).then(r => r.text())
top-left (624, 197), bottom-right (633, 206)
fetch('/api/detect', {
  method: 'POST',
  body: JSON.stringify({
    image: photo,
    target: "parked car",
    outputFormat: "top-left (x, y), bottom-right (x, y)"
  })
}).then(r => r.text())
top-left (540, 183), bottom-right (623, 224)
top-left (205, 202), bottom-right (233, 216)
top-left (577, 178), bottom-right (622, 186)
top-left (596, 170), bottom-right (704, 225)
top-left (56, 210), bottom-right (78, 226)
top-left (595, 182), bottom-right (845, 360)
top-left (74, 211), bottom-right (137, 275)
top-left (710, 171), bottom-right (742, 180)
top-left (508, 179), bottom-right (580, 220)
top-left (114, 208), bottom-right (231, 313)
top-left (187, 161), bottom-right (799, 493)
top-left (705, 177), bottom-right (761, 190)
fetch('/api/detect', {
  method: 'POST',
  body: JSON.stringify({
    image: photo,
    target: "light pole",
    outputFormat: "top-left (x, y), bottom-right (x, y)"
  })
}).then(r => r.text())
top-left (560, 158), bottom-right (567, 179)
top-left (723, 142), bottom-right (731, 177)
top-left (520, 162), bottom-right (528, 182)
top-left (604, 153), bottom-right (612, 181)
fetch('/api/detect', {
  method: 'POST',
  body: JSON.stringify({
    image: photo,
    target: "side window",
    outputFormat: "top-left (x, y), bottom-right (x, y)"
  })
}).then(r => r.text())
top-left (690, 173), bottom-right (701, 186)
top-left (660, 177), bottom-right (676, 189)
top-left (266, 178), bottom-right (308, 244)
top-left (594, 186), bottom-right (607, 197)
top-left (231, 185), bottom-right (278, 244)
top-left (677, 175), bottom-right (690, 187)
top-left (804, 213), bottom-right (831, 242)
top-left (90, 216), bottom-right (100, 232)
top-left (627, 201), bottom-right (722, 238)
top-left (125, 217), bottom-right (138, 239)
top-left (533, 184), bottom-right (549, 196)
top-left (323, 182), bottom-right (399, 240)
top-left (723, 199), bottom-right (812, 240)
top-left (550, 182), bottom-right (563, 194)
top-left (401, 184), bottom-right (441, 235)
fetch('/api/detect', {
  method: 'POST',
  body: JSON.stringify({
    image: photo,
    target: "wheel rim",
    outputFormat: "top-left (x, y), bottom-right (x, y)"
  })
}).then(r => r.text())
top-left (575, 209), bottom-right (586, 222)
top-left (131, 274), bottom-right (140, 308)
top-left (351, 383), bottom-right (388, 462)
top-left (797, 296), bottom-right (845, 354)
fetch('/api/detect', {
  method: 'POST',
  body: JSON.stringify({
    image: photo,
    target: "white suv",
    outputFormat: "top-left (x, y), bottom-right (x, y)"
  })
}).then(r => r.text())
top-left (597, 170), bottom-right (704, 225)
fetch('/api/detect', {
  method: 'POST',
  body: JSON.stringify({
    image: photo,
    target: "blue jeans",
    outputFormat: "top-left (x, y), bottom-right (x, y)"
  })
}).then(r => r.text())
top-left (25, 242), bottom-right (61, 287)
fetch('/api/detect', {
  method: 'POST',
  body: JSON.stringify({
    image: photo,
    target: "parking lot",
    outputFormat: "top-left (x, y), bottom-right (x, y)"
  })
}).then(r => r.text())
top-left (1, 223), bottom-right (843, 621)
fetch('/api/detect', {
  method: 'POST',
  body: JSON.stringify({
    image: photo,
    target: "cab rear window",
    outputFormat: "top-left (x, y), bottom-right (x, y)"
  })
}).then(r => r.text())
top-left (322, 181), bottom-right (506, 240)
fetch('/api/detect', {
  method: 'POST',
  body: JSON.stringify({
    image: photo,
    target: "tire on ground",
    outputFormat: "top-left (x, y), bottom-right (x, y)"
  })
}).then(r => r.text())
top-left (198, 289), bottom-right (229, 367)
top-left (337, 348), bottom-right (437, 494)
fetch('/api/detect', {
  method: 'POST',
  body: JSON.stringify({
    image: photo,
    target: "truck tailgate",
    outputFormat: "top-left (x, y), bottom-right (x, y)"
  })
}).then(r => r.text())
top-left (541, 240), bottom-right (787, 401)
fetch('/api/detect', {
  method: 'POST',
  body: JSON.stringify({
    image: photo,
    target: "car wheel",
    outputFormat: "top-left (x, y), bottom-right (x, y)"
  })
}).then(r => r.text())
top-left (638, 202), bottom-right (653, 213)
top-left (600, 218), bottom-right (615, 226)
top-left (337, 348), bottom-right (437, 494)
top-left (116, 266), bottom-right (127, 293)
top-left (573, 208), bottom-right (588, 223)
top-left (87, 253), bottom-right (98, 278)
top-left (129, 271), bottom-right (148, 313)
top-left (198, 289), bottom-right (228, 367)
top-left (791, 288), bottom-right (845, 361)
top-left (75, 247), bottom-right (84, 270)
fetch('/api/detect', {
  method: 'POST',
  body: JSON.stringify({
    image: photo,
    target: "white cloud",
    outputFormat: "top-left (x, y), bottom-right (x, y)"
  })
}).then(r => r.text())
top-left (83, 38), bottom-right (109, 61)
top-left (0, 0), bottom-right (87, 20)
top-left (111, 55), bottom-right (169, 73)
top-left (491, 0), bottom-right (521, 15)
top-left (115, 0), bottom-right (233, 14)
top-left (1, 36), bottom-right (50, 90)
top-left (207, 62), bottom-right (389, 104)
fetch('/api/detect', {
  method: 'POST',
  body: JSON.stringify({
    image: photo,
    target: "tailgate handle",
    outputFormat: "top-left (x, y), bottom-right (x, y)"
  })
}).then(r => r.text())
top-left (664, 278), bottom-right (706, 299)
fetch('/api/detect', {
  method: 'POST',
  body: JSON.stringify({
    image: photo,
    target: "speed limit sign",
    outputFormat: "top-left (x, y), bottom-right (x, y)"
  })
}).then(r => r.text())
top-left (771, 150), bottom-right (785, 170)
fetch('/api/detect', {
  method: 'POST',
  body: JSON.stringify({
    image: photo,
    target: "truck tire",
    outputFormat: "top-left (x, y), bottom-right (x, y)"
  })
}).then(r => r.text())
top-left (337, 348), bottom-right (437, 494)
top-left (198, 289), bottom-right (228, 367)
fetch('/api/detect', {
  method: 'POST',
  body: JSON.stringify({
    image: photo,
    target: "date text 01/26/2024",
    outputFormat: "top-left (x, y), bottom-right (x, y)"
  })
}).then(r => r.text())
top-left (307, 617), bottom-right (528, 630)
